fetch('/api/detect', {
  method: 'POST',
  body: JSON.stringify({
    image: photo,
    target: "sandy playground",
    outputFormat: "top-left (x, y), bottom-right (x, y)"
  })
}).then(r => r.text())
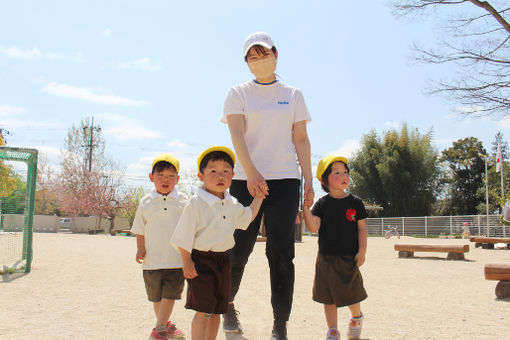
top-left (1, 233), bottom-right (510, 340)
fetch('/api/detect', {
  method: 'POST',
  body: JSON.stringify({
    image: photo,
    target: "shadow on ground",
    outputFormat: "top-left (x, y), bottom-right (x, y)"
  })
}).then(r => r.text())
top-left (1, 272), bottom-right (27, 283)
top-left (224, 333), bottom-right (248, 340)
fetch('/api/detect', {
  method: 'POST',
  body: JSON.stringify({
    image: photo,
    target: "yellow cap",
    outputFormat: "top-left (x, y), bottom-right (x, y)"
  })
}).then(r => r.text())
top-left (316, 155), bottom-right (349, 181)
top-left (152, 154), bottom-right (180, 172)
top-left (197, 146), bottom-right (236, 171)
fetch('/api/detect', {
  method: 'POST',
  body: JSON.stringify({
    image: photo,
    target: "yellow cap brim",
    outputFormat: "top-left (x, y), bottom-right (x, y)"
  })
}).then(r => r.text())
top-left (316, 155), bottom-right (349, 181)
top-left (197, 146), bottom-right (236, 171)
top-left (152, 154), bottom-right (180, 173)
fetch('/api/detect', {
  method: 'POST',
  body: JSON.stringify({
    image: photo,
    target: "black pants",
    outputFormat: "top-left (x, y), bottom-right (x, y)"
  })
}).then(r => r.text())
top-left (229, 178), bottom-right (300, 322)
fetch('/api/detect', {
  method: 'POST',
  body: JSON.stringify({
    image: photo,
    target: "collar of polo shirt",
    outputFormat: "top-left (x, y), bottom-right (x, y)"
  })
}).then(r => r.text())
top-left (150, 188), bottom-right (180, 199)
top-left (197, 187), bottom-right (234, 207)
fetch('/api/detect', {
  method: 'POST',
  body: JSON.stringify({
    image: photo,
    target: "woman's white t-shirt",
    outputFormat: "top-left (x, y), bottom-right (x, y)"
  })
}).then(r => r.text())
top-left (221, 80), bottom-right (311, 180)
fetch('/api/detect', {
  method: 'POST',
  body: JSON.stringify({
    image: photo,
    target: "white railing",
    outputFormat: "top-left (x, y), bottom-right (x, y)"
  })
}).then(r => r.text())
top-left (367, 214), bottom-right (509, 237)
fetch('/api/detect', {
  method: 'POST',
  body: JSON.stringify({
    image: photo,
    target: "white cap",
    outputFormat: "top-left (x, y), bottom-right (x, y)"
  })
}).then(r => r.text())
top-left (243, 32), bottom-right (274, 57)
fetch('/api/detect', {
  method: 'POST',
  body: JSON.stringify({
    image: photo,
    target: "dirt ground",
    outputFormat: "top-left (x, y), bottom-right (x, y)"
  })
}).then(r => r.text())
top-left (1, 233), bottom-right (509, 339)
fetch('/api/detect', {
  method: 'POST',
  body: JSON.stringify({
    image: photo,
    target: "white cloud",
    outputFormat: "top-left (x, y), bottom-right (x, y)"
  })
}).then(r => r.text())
top-left (98, 114), bottom-right (163, 140)
top-left (34, 145), bottom-right (61, 165)
top-left (453, 105), bottom-right (485, 116)
top-left (125, 152), bottom-right (198, 189)
top-left (0, 45), bottom-right (82, 61)
top-left (0, 105), bottom-right (26, 117)
top-left (0, 118), bottom-right (64, 129)
top-left (41, 82), bottom-right (149, 107)
top-left (119, 58), bottom-right (161, 71)
top-left (384, 121), bottom-right (400, 129)
top-left (168, 139), bottom-right (188, 148)
top-left (499, 116), bottom-right (510, 129)
top-left (101, 28), bottom-right (112, 38)
top-left (328, 139), bottom-right (361, 159)
top-left (434, 138), bottom-right (456, 149)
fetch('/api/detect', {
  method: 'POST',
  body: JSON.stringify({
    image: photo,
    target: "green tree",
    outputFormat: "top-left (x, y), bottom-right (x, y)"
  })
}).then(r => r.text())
top-left (118, 186), bottom-right (146, 226)
top-left (35, 153), bottom-right (61, 215)
top-left (350, 124), bottom-right (440, 217)
top-left (440, 137), bottom-right (486, 215)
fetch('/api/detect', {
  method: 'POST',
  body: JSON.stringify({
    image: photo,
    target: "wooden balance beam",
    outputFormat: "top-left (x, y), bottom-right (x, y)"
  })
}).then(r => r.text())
top-left (394, 244), bottom-right (469, 260)
top-left (484, 263), bottom-right (510, 299)
top-left (470, 237), bottom-right (510, 249)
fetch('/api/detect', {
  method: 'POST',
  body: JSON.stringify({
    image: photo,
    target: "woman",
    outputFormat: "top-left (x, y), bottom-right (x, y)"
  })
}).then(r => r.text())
top-left (221, 31), bottom-right (314, 340)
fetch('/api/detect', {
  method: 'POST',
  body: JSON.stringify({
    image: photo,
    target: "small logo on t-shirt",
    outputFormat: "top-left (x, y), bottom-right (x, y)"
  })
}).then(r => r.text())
top-left (346, 209), bottom-right (357, 222)
top-left (278, 101), bottom-right (289, 104)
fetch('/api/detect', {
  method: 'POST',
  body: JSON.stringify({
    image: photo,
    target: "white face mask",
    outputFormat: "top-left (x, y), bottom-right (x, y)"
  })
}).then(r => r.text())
top-left (248, 56), bottom-right (277, 80)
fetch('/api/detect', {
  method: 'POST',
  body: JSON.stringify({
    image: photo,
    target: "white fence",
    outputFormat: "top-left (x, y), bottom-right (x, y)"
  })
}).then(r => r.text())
top-left (1, 214), bottom-right (130, 233)
top-left (367, 214), bottom-right (509, 237)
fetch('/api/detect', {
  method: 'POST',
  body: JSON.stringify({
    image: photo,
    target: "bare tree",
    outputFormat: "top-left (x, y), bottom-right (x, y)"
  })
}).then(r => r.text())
top-left (392, 0), bottom-right (510, 116)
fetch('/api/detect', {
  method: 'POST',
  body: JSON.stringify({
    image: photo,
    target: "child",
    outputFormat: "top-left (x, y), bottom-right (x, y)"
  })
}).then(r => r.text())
top-left (170, 146), bottom-right (264, 340)
top-left (303, 156), bottom-right (368, 340)
top-left (131, 154), bottom-right (187, 340)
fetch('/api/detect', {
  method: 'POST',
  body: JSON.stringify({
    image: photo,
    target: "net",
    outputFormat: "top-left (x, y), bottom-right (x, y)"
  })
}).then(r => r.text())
top-left (0, 147), bottom-right (38, 273)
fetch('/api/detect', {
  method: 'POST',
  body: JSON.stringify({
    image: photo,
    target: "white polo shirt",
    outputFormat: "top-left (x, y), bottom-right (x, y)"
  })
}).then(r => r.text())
top-left (131, 188), bottom-right (188, 270)
top-left (170, 187), bottom-right (252, 253)
top-left (221, 80), bottom-right (312, 180)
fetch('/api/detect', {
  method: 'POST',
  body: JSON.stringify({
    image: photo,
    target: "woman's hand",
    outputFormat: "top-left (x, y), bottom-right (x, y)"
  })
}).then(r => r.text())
top-left (303, 179), bottom-right (314, 207)
top-left (247, 170), bottom-right (269, 198)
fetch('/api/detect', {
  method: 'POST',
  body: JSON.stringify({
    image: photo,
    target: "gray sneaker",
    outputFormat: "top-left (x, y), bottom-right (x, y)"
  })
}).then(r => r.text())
top-left (223, 303), bottom-right (243, 334)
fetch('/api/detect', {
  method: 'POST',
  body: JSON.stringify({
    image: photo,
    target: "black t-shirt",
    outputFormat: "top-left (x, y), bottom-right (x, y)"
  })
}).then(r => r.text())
top-left (311, 194), bottom-right (368, 256)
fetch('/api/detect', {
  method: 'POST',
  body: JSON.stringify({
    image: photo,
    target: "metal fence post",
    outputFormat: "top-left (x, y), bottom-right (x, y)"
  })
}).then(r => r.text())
top-left (402, 217), bottom-right (405, 236)
top-left (425, 216), bottom-right (428, 236)
top-left (450, 215), bottom-right (453, 235)
top-left (477, 215), bottom-right (481, 236)
top-left (381, 218), bottom-right (384, 236)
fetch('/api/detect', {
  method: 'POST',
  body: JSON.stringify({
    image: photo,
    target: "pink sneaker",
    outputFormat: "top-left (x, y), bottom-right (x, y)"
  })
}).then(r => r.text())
top-left (347, 313), bottom-right (363, 339)
top-left (149, 326), bottom-right (168, 340)
top-left (166, 321), bottom-right (185, 339)
top-left (327, 327), bottom-right (340, 340)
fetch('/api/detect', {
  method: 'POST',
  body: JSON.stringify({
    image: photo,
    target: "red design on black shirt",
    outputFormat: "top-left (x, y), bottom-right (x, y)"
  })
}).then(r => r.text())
top-left (346, 208), bottom-right (356, 222)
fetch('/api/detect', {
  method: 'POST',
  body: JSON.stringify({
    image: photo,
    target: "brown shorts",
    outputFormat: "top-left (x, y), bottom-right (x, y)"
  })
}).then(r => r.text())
top-left (185, 250), bottom-right (231, 314)
top-left (312, 253), bottom-right (367, 307)
top-left (143, 268), bottom-right (185, 302)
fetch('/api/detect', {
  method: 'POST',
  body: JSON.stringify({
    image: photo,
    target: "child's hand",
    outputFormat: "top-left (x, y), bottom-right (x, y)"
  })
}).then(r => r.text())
top-left (355, 252), bottom-right (365, 267)
top-left (136, 247), bottom-right (146, 263)
top-left (254, 190), bottom-right (267, 199)
top-left (182, 259), bottom-right (198, 279)
top-left (295, 211), bottom-right (302, 225)
top-left (303, 197), bottom-right (314, 208)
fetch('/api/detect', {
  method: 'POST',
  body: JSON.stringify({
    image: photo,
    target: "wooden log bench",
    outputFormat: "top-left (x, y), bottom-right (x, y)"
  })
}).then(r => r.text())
top-left (484, 263), bottom-right (510, 299)
top-left (394, 244), bottom-right (469, 260)
top-left (469, 237), bottom-right (510, 249)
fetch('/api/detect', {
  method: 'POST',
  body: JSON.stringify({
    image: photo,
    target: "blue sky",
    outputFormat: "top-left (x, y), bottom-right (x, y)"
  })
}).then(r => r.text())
top-left (1, 1), bottom-right (508, 191)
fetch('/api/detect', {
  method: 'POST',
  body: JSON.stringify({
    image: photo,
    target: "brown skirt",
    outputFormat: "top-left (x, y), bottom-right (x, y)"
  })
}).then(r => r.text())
top-left (312, 252), bottom-right (367, 307)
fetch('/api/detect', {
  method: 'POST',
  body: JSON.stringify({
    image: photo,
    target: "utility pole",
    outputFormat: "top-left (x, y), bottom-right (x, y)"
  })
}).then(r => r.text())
top-left (83, 117), bottom-right (101, 171)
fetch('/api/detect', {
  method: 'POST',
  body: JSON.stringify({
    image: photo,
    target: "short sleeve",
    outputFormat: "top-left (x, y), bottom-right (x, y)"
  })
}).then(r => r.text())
top-left (293, 89), bottom-right (311, 124)
top-left (311, 198), bottom-right (324, 219)
top-left (221, 87), bottom-right (245, 123)
top-left (170, 201), bottom-right (198, 253)
top-left (234, 205), bottom-right (253, 231)
top-left (130, 204), bottom-right (146, 235)
top-left (356, 198), bottom-right (368, 220)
